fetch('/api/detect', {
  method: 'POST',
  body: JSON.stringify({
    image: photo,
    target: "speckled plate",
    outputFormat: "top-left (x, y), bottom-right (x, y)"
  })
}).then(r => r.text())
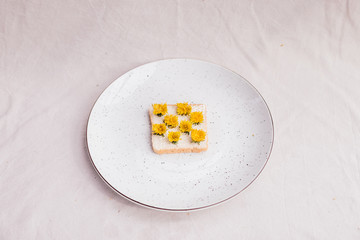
top-left (86, 59), bottom-right (274, 211)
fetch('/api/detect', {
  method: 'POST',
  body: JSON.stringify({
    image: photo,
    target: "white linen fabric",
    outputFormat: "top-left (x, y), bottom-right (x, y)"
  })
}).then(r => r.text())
top-left (0, 0), bottom-right (359, 239)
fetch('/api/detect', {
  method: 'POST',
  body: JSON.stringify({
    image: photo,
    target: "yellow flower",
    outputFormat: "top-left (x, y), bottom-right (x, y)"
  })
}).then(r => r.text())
top-left (176, 102), bottom-right (192, 115)
top-left (168, 131), bottom-right (181, 144)
top-left (152, 123), bottom-right (166, 136)
top-left (190, 112), bottom-right (204, 125)
top-left (164, 114), bottom-right (178, 128)
top-left (191, 129), bottom-right (206, 143)
top-left (179, 120), bottom-right (192, 133)
top-left (153, 103), bottom-right (167, 116)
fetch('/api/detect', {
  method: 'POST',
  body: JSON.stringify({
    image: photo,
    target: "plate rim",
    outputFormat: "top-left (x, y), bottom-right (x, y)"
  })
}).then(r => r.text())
top-left (86, 58), bottom-right (274, 211)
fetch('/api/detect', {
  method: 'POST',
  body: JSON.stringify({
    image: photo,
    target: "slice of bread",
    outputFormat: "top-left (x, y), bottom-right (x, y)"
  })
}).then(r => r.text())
top-left (149, 104), bottom-right (208, 154)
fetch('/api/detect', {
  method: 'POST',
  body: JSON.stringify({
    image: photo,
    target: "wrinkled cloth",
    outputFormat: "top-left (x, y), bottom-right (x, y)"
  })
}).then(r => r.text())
top-left (1, 0), bottom-right (360, 239)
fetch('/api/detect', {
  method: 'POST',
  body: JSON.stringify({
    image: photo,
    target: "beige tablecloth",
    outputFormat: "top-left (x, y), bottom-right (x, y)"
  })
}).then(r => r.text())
top-left (1, 0), bottom-right (360, 239)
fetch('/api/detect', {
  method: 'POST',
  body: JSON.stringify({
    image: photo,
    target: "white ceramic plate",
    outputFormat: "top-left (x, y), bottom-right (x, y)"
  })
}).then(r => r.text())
top-left (87, 59), bottom-right (274, 211)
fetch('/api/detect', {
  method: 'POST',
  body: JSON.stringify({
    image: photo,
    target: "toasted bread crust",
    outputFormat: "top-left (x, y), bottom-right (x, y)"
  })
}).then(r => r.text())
top-left (149, 104), bottom-right (208, 154)
top-left (153, 145), bottom-right (208, 154)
